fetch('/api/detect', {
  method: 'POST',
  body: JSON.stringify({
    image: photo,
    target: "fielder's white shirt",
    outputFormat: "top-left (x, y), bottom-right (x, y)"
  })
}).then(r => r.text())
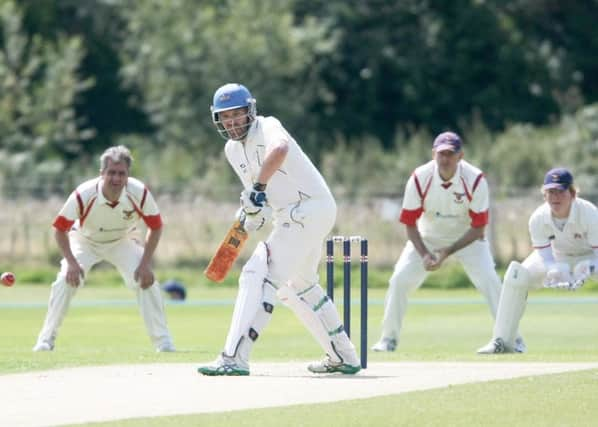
top-left (53, 177), bottom-right (162, 243)
top-left (224, 116), bottom-right (334, 209)
top-left (400, 159), bottom-right (489, 244)
top-left (529, 197), bottom-right (598, 258)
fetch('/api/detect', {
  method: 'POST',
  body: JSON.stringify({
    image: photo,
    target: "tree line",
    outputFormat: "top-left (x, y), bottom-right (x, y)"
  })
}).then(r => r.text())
top-left (0, 0), bottom-right (597, 197)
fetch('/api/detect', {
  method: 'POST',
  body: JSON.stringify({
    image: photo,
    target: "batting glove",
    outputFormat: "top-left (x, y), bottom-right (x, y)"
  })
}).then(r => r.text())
top-left (238, 183), bottom-right (271, 232)
top-left (240, 183), bottom-right (267, 214)
top-left (238, 206), bottom-right (272, 232)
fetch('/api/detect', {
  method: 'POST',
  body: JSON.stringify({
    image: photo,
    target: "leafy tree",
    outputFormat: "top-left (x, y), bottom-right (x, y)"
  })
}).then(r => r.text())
top-left (0, 1), bottom-right (94, 196)
top-left (295, 0), bottom-right (560, 147)
top-left (117, 0), bottom-right (331, 167)
top-left (19, 0), bottom-right (151, 155)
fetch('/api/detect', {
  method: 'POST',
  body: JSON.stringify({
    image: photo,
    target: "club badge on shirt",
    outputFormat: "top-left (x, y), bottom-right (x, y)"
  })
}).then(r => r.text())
top-left (453, 192), bottom-right (466, 203)
top-left (122, 209), bottom-right (135, 220)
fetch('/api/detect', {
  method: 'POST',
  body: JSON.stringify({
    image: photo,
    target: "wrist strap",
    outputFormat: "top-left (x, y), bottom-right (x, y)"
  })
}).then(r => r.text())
top-left (253, 182), bottom-right (267, 191)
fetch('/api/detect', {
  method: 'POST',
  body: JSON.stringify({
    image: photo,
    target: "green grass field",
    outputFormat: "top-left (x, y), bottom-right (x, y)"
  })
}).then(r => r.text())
top-left (1, 275), bottom-right (598, 426)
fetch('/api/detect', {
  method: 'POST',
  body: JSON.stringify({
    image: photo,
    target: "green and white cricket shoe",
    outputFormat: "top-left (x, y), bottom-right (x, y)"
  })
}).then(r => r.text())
top-left (307, 357), bottom-right (361, 375)
top-left (197, 354), bottom-right (250, 376)
top-left (197, 363), bottom-right (249, 376)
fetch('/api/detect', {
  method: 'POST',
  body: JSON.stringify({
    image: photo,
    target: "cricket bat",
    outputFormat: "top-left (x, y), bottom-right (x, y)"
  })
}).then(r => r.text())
top-left (204, 219), bottom-right (249, 282)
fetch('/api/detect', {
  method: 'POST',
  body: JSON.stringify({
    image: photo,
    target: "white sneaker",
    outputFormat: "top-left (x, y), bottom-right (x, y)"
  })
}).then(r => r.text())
top-left (156, 343), bottom-right (176, 352)
top-left (514, 336), bottom-right (527, 353)
top-left (477, 337), bottom-right (511, 354)
top-left (32, 342), bottom-right (54, 352)
top-left (371, 337), bottom-right (397, 352)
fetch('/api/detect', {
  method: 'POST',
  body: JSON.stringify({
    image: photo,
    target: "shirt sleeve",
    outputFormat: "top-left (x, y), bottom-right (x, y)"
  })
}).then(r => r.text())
top-left (587, 204), bottom-right (598, 249)
top-left (399, 174), bottom-right (424, 226)
top-left (225, 141), bottom-right (253, 190)
top-left (140, 190), bottom-right (162, 229)
top-left (52, 191), bottom-right (80, 231)
top-left (529, 207), bottom-right (551, 249)
top-left (468, 175), bottom-right (489, 228)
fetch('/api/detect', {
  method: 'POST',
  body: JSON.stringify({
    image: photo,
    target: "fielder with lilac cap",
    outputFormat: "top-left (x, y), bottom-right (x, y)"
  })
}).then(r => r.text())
top-left (478, 167), bottom-right (598, 354)
top-left (372, 131), bottom-right (525, 353)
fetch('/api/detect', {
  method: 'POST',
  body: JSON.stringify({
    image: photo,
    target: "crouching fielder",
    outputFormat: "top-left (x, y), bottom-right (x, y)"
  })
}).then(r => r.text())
top-left (197, 83), bottom-right (360, 376)
top-left (33, 146), bottom-right (175, 352)
top-left (479, 168), bottom-right (598, 354)
top-left (372, 132), bottom-right (524, 353)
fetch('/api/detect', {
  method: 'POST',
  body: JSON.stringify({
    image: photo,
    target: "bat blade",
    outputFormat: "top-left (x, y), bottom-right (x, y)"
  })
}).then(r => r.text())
top-left (204, 220), bottom-right (249, 282)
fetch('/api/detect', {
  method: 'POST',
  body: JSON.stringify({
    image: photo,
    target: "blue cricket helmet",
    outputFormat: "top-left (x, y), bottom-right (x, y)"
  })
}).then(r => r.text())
top-left (210, 83), bottom-right (256, 140)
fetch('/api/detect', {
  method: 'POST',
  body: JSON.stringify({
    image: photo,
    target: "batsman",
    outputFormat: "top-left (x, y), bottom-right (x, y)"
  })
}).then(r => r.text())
top-left (197, 83), bottom-right (361, 376)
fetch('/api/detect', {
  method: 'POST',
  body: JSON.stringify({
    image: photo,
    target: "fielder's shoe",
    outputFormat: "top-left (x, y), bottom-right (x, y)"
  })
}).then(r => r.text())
top-left (32, 341), bottom-right (54, 352)
top-left (197, 354), bottom-right (250, 376)
top-left (514, 336), bottom-right (527, 353)
top-left (156, 343), bottom-right (176, 352)
top-left (477, 337), bottom-right (511, 354)
top-left (307, 357), bottom-right (361, 375)
top-left (371, 337), bottom-right (397, 352)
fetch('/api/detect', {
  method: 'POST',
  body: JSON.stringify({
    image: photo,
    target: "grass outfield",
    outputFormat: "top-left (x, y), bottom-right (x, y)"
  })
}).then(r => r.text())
top-left (1, 281), bottom-right (597, 426)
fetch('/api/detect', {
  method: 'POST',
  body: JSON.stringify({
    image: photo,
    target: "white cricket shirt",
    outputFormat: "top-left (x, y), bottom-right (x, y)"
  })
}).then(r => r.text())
top-left (224, 116), bottom-right (334, 209)
top-left (529, 197), bottom-right (598, 258)
top-left (53, 177), bottom-right (162, 243)
top-left (399, 159), bottom-right (489, 243)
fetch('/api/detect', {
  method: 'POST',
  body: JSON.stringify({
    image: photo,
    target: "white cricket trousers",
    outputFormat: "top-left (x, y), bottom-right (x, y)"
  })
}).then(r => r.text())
top-left (380, 238), bottom-right (502, 341)
top-left (266, 197), bottom-right (336, 290)
top-left (35, 232), bottom-right (173, 349)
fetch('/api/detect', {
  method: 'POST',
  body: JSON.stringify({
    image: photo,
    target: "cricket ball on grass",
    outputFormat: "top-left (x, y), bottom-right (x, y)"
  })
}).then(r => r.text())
top-left (1, 271), bottom-right (15, 287)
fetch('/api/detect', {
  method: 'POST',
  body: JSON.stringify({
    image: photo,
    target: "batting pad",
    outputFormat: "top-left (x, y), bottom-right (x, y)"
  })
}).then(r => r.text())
top-left (223, 242), bottom-right (269, 357)
top-left (494, 261), bottom-right (529, 347)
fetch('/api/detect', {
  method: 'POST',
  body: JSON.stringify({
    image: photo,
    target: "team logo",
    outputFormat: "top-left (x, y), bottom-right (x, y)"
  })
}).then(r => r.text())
top-left (122, 209), bottom-right (135, 220)
top-left (453, 192), bottom-right (466, 203)
top-left (218, 93), bottom-right (231, 102)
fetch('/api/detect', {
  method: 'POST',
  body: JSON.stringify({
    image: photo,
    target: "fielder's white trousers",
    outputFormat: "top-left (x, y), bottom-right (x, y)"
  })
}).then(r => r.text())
top-left (35, 232), bottom-right (173, 350)
top-left (380, 238), bottom-right (502, 341)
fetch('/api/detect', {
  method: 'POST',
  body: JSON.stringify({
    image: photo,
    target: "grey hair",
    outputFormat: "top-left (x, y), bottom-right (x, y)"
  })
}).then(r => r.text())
top-left (100, 145), bottom-right (133, 171)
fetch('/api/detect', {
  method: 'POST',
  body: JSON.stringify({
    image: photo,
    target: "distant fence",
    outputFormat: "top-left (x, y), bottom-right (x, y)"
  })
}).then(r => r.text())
top-left (0, 191), bottom-right (552, 269)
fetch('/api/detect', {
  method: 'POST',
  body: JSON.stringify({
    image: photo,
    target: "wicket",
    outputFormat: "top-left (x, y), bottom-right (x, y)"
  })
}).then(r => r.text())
top-left (326, 235), bottom-right (368, 368)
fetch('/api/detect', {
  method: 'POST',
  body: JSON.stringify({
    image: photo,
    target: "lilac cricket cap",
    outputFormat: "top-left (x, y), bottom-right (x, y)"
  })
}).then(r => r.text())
top-left (433, 131), bottom-right (462, 152)
top-left (542, 167), bottom-right (573, 191)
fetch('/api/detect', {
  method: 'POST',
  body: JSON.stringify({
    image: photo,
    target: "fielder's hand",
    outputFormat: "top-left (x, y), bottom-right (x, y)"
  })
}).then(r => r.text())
top-left (543, 262), bottom-right (572, 288)
top-left (422, 252), bottom-right (440, 271)
top-left (65, 261), bottom-right (85, 287)
top-left (135, 261), bottom-right (155, 289)
top-left (572, 259), bottom-right (595, 287)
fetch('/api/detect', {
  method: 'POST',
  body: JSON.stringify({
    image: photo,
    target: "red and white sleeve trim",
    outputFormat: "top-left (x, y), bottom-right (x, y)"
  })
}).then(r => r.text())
top-left (400, 207), bottom-right (423, 226)
top-left (53, 216), bottom-right (75, 232)
top-left (469, 209), bottom-right (488, 228)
